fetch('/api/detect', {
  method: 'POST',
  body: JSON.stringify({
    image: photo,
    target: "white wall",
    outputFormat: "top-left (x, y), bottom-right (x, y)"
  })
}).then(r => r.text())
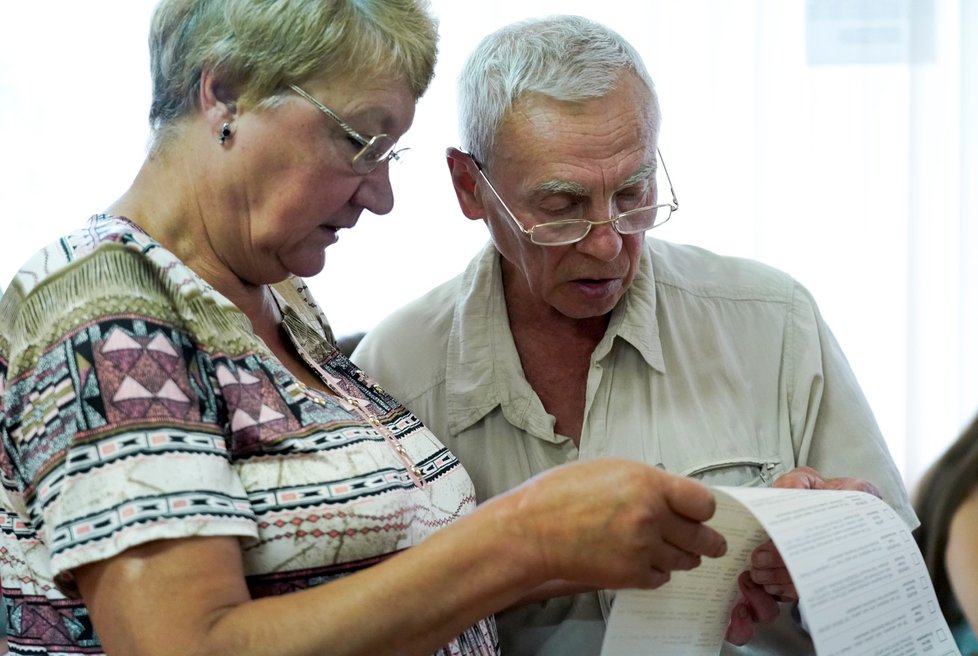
top-left (1, 0), bottom-right (974, 490)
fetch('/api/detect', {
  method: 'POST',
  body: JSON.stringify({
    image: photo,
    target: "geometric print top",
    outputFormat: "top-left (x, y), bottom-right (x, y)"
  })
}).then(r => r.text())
top-left (0, 214), bottom-right (498, 655)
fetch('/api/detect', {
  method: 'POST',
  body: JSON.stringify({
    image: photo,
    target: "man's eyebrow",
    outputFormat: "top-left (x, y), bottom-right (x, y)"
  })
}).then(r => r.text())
top-left (621, 162), bottom-right (658, 188)
top-left (534, 179), bottom-right (588, 196)
top-left (531, 162), bottom-right (658, 197)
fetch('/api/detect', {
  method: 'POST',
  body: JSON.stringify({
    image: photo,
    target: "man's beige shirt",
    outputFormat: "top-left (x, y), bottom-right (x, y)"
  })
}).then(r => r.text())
top-left (354, 238), bottom-right (916, 656)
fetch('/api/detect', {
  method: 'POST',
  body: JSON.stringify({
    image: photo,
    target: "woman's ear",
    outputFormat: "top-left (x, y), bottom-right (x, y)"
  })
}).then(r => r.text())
top-left (446, 147), bottom-right (488, 221)
top-left (199, 68), bottom-right (238, 134)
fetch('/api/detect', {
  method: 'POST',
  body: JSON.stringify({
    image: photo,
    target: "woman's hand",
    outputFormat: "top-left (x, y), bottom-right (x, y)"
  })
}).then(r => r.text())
top-left (72, 458), bottom-right (727, 656)
top-left (495, 458), bottom-right (728, 591)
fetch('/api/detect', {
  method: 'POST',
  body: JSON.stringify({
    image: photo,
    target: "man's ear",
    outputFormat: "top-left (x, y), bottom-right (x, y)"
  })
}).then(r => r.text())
top-left (446, 147), bottom-right (488, 221)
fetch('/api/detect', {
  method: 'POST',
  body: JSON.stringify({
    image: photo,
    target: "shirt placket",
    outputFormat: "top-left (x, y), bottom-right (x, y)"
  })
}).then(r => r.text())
top-left (284, 324), bottom-right (426, 489)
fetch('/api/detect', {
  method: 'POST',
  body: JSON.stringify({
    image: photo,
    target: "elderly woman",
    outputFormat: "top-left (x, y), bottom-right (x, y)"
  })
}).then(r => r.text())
top-left (0, 2), bottom-right (728, 655)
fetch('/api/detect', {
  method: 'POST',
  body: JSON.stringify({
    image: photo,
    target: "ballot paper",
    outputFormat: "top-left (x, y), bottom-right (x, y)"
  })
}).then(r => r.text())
top-left (602, 486), bottom-right (959, 656)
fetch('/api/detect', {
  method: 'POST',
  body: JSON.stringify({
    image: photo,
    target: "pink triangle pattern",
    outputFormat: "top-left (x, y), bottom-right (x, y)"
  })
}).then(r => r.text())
top-left (94, 328), bottom-right (199, 425)
top-left (215, 363), bottom-right (299, 453)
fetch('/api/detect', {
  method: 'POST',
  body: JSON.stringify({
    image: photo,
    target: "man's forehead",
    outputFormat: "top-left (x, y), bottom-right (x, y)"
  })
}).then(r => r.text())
top-left (494, 88), bottom-right (658, 194)
top-left (526, 160), bottom-right (658, 197)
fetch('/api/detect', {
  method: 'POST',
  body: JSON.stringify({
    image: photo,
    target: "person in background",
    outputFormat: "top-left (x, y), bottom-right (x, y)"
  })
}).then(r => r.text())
top-left (353, 14), bottom-right (917, 655)
top-left (0, 3), bottom-right (729, 655)
top-left (914, 411), bottom-right (978, 656)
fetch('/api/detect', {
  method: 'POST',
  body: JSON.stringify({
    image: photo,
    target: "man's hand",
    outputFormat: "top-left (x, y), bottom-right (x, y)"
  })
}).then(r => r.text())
top-left (724, 466), bottom-right (882, 645)
top-left (725, 570), bottom-right (781, 645)
top-left (773, 465), bottom-right (881, 497)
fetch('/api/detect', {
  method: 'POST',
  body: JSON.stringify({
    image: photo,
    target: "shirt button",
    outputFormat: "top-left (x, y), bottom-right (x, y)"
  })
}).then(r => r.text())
top-left (411, 466), bottom-right (422, 478)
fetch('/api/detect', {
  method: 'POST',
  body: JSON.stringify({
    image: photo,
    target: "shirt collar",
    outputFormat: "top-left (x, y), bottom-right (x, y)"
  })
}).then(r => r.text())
top-left (445, 241), bottom-right (665, 438)
top-left (595, 242), bottom-right (666, 371)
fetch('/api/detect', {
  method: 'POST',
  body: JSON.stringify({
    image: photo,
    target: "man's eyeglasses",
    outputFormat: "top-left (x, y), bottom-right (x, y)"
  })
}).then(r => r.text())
top-left (471, 150), bottom-right (678, 247)
top-left (290, 84), bottom-right (404, 175)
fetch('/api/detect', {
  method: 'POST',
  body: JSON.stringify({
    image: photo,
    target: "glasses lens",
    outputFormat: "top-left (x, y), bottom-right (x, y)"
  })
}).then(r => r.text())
top-left (653, 205), bottom-right (673, 228)
top-left (530, 221), bottom-right (592, 246)
top-left (351, 136), bottom-right (398, 174)
top-left (616, 205), bottom-right (671, 234)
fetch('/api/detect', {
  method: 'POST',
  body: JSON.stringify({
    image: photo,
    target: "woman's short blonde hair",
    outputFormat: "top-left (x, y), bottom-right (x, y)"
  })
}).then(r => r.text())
top-left (148, 0), bottom-right (438, 149)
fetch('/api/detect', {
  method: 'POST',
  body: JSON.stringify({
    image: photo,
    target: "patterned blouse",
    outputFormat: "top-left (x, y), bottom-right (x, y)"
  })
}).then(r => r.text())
top-left (0, 215), bottom-right (498, 655)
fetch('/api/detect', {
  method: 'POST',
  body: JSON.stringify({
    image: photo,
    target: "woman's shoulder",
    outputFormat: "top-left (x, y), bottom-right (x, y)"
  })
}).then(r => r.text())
top-left (8, 215), bottom-right (176, 295)
top-left (0, 215), bottom-right (253, 373)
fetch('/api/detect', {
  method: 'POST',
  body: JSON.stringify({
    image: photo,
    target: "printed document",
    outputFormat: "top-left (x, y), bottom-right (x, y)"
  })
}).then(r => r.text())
top-left (602, 487), bottom-right (959, 656)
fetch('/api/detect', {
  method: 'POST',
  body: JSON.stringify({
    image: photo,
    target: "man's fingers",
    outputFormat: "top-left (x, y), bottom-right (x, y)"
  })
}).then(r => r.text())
top-left (737, 571), bottom-right (781, 623)
top-left (724, 572), bottom-right (784, 646)
top-left (822, 476), bottom-right (882, 498)
top-left (751, 541), bottom-right (786, 569)
top-left (725, 600), bottom-right (754, 646)
top-left (774, 466), bottom-right (883, 500)
top-left (750, 542), bottom-right (798, 600)
top-left (772, 466), bottom-right (823, 489)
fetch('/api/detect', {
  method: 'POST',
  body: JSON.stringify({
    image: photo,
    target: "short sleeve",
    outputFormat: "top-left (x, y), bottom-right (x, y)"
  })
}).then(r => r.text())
top-left (2, 250), bottom-right (259, 594)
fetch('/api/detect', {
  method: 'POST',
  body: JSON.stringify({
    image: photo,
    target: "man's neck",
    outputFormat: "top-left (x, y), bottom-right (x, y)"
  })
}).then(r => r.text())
top-left (501, 265), bottom-right (612, 446)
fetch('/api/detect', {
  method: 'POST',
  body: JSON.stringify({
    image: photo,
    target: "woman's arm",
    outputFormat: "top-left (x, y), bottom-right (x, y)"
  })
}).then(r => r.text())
top-left (75, 458), bottom-right (727, 656)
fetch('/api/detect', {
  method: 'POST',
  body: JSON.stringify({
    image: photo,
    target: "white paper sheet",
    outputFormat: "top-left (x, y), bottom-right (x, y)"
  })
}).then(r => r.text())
top-left (602, 487), bottom-right (959, 656)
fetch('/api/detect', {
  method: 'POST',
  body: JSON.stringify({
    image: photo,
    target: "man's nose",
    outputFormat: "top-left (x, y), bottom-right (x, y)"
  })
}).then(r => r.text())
top-left (576, 218), bottom-right (623, 261)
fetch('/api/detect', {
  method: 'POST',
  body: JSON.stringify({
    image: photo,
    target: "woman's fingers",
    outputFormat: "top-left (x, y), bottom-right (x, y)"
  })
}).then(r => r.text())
top-left (510, 459), bottom-right (727, 589)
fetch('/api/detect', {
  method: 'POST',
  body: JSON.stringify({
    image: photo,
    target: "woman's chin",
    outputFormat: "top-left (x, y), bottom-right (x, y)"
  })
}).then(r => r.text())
top-left (284, 250), bottom-right (328, 279)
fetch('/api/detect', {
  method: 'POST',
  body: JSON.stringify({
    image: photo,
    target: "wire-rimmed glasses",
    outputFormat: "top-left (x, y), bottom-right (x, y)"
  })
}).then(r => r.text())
top-left (290, 84), bottom-right (405, 175)
top-left (471, 149), bottom-right (678, 246)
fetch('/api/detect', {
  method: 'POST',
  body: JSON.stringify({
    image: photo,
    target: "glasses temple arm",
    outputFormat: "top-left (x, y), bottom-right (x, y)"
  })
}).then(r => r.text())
top-left (470, 157), bottom-right (534, 235)
top-left (289, 84), bottom-right (370, 146)
top-left (657, 148), bottom-right (679, 211)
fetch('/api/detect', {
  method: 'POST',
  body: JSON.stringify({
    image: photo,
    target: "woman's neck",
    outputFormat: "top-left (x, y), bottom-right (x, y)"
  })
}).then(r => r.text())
top-left (106, 143), bottom-right (270, 321)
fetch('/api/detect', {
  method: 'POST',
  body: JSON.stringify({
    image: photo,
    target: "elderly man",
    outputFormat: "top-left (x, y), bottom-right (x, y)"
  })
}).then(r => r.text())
top-left (354, 14), bottom-right (915, 656)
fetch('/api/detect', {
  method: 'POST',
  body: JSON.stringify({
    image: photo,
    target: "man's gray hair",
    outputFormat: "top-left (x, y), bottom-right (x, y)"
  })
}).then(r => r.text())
top-left (457, 14), bottom-right (660, 168)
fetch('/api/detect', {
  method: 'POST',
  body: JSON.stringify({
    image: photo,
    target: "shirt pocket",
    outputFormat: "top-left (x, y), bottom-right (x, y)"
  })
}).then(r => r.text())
top-left (679, 457), bottom-right (782, 487)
